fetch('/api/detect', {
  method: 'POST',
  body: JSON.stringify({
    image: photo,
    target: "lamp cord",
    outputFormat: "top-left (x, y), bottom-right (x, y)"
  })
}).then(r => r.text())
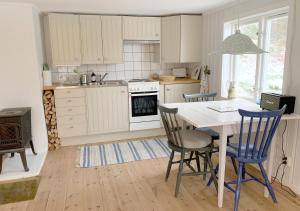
top-left (271, 120), bottom-right (297, 198)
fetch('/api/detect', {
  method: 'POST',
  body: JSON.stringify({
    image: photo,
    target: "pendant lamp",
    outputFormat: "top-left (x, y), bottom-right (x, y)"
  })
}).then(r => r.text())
top-left (220, 1), bottom-right (267, 55)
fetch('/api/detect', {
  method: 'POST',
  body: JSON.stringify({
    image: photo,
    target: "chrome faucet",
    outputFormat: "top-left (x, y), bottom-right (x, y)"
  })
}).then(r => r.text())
top-left (99, 73), bottom-right (108, 85)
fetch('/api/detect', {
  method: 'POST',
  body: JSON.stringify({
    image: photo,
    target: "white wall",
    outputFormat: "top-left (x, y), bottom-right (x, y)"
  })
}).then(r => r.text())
top-left (0, 3), bottom-right (48, 153)
top-left (202, 0), bottom-right (300, 194)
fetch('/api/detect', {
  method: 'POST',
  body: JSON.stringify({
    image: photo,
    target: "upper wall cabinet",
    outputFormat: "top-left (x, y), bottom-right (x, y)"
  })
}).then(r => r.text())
top-left (101, 16), bottom-right (123, 64)
top-left (123, 16), bottom-right (161, 41)
top-left (161, 15), bottom-right (202, 63)
top-left (80, 15), bottom-right (103, 64)
top-left (44, 13), bottom-right (81, 66)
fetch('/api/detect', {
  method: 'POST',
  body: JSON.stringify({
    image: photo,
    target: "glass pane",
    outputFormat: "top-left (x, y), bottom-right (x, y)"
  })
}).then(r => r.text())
top-left (131, 95), bottom-right (157, 117)
top-left (234, 22), bottom-right (259, 98)
top-left (262, 16), bottom-right (288, 94)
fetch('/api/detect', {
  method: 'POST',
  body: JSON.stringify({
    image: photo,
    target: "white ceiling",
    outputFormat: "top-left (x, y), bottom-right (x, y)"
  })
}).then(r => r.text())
top-left (1, 0), bottom-right (238, 15)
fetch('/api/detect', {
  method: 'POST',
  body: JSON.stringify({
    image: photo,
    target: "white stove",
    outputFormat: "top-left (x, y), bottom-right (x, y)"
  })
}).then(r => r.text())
top-left (128, 79), bottom-right (160, 131)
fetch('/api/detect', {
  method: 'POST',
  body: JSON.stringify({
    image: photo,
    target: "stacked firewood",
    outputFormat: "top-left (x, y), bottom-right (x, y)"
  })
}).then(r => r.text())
top-left (43, 90), bottom-right (60, 150)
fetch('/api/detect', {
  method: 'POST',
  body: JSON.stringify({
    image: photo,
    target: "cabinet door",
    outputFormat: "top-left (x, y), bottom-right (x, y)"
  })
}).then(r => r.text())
top-left (123, 16), bottom-right (160, 40)
top-left (101, 16), bottom-right (123, 64)
top-left (80, 15), bottom-right (103, 64)
top-left (180, 15), bottom-right (202, 63)
top-left (161, 16), bottom-right (180, 63)
top-left (86, 87), bottom-right (129, 134)
top-left (46, 13), bottom-right (81, 65)
top-left (165, 83), bottom-right (200, 103)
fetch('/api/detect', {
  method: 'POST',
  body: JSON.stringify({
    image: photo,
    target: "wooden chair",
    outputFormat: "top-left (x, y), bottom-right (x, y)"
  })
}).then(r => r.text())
top-left (159, 105), bottom-right (218, 197)
top-left (208, 106), bottom-right (286, 211)
top-left (183, 92), bottom-right (238, 178)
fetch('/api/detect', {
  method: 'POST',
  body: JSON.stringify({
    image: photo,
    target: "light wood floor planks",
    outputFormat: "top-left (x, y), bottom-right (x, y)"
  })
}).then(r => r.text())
top-left (1, 146), bottom-right (300, 211)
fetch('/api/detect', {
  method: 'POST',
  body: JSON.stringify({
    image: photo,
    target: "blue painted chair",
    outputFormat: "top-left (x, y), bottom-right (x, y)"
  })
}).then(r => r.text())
top-left (208, 105), bottom-right (286, 211)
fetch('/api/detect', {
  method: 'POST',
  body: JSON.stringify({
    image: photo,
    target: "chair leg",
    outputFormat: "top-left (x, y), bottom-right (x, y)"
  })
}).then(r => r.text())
top-left (242, 165), bottom-right (246, 179)
top-left (258, 163), bottom-right (277, 203)
top-left (165, 150), bottom-right (175, 181)
top-left (206, 151), bottom-right (218, 191)
top-left (203, 155), bottom-right (208, 180)
top-left (195, 151), bottom-right (201, 172)
top-left (30, 140), bottom-right (37, 155)
top-left (207, 164), bottom-right (219, 187)
top-left (175, 150), bottom-right (185, 197)
top-left (234, 162), bottom-right (244, 211)
top-left (19, 150), bottom-right (29, 172)
top-left (230, 156), bottom-right (238, 174)
top-left (187, 151), bottom-right (194, 165)
top-left (0, 154), bottom-right (3, 174)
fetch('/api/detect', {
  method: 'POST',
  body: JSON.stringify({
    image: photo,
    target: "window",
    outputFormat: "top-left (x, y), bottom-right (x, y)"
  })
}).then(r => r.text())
top-left (223, 10), bottom-right (289, 101)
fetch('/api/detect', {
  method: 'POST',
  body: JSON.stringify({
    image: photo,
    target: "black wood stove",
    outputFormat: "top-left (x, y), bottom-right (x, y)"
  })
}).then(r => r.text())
top-left (0, 107), bottom-right (37, 173)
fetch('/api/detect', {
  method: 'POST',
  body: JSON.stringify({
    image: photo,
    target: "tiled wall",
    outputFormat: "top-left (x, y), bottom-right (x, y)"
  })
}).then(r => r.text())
top-left (51, 42), bottom-right (197, 84)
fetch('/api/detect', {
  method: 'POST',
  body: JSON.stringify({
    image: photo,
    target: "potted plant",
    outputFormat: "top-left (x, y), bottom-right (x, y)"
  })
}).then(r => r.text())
top-left (42, 63), bottom-right (52, 86)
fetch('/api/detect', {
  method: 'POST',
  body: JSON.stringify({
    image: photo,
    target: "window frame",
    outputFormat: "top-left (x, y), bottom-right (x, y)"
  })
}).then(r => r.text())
top-left (223, 8), bottom-right (289, 102)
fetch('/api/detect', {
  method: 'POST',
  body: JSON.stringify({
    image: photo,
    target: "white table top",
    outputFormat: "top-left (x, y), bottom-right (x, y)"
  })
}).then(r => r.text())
top-left (163, 98), bottom-right (300, 128)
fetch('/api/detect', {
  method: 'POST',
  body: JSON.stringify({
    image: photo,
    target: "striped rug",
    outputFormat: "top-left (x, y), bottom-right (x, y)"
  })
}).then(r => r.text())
top-left (79, 137), bottom-right (172, 167)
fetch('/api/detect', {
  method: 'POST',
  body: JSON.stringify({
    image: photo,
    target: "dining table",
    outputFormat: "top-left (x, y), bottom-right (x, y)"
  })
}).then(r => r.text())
top-left (163, 98), bottom-right (300, 208)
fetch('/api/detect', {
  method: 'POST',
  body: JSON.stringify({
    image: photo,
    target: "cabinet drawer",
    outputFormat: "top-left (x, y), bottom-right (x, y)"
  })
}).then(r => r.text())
top-left (57, 115), bottom-right (86, 126)
top-left (58, 123), bottom-right (87, 138)
top-left (55, 97), bottom-right (86, 108)
top-left (56, 106), bottom-right (86, 117)
top-left (54, 89), bottom-right (85, 99)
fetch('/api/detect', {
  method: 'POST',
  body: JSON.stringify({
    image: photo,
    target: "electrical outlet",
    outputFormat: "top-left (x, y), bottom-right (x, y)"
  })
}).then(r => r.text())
top-left (286, 156), bottom-right (292, 167)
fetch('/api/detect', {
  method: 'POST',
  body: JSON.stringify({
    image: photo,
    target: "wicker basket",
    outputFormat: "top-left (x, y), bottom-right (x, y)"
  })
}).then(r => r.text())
top-left (159, 75), bottom-right (176, 82)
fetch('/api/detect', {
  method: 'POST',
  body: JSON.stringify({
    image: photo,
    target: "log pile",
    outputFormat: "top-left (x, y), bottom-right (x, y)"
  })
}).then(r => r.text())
top-left (43, 90), bottom-right (60, 150)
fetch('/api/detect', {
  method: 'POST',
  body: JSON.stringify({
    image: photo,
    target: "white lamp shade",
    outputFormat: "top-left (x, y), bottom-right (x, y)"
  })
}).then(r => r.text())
top-left (220, 30), bottom-right (267, 55)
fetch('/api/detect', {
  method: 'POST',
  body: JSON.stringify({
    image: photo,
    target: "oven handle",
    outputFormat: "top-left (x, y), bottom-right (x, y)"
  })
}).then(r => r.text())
top-left (129, 92), bottom-right (159, 97)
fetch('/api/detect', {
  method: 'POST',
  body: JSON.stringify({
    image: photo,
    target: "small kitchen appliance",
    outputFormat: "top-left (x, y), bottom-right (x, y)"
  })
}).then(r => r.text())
top-left (128, 79), bottom-right (160, 131)
top-left (172, 68), bottom-right (187, 78)
top-left (260, 93), bottom-right (295, 114)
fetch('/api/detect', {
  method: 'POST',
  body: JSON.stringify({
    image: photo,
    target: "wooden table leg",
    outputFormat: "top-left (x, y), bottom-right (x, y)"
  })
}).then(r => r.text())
top-left (218, 126), bottom-right (228, 208)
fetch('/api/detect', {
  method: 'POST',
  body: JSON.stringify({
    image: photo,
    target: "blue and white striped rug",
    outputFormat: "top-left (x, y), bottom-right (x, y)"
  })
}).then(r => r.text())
top-left (79, 137), bottom-right (171, 167)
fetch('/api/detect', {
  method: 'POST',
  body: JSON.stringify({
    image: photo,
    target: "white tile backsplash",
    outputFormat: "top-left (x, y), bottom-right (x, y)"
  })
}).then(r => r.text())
top-left (52, 42), bottom-right (195, 83)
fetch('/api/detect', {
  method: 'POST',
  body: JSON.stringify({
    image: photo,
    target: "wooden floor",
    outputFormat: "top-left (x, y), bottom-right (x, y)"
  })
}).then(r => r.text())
top-left (1, 146), bottom-right (300, 211)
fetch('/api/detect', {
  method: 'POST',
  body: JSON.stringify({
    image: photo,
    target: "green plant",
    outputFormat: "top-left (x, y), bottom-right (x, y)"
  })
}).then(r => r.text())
top-left (43, 63), bottom-right (49, 71)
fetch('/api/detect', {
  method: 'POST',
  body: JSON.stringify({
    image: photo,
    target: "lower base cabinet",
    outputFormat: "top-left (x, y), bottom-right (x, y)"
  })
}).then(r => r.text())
top-left (86, 86), bottom-right (129, 134)
top-left (164, 83), bottom-right (200, 103)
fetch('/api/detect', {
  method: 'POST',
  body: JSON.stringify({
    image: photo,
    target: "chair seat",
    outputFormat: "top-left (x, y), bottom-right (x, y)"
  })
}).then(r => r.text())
top-left (181, 130), bottom-right (211, 149)
top-left (195, 127), bottom-right (219, 139)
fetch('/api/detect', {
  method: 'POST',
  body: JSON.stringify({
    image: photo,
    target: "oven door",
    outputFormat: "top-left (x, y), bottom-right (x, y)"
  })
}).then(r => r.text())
top-left (129, 92), bottom-right (160, 123)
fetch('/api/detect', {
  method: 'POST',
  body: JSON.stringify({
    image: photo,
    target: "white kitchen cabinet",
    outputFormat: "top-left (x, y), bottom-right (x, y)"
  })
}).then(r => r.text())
top-left (54, 88), bottom-right (87, 138)
top-left (101, 16), bottom-right (123, 64)
top-left (86, 86), bottom-right (129, 134)
top-left (161, 16), bottom-right (181, 63)
top-left (164, 83), bottom-right (201, 103)
top-left (44, 13), bottom-right (81, 66)
top-left (161, 15), bottom-right (202, 63)
top-left (79, 15), bottom-right (103, 64)
top-left (123, 16), bottom-right (161, 40)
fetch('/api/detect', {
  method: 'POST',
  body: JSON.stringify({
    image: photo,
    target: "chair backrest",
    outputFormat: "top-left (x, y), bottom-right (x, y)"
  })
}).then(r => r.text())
top-left (237, 105), bottom-right (286, 162)
top-left (159, 105), bottom-right (184, 148)
top-left (183, 92), bottom-right (217, 102)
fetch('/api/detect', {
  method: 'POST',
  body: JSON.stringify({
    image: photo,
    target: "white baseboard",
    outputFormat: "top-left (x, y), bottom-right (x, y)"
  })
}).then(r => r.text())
top-left (61, 128), bottom-right (166, 146)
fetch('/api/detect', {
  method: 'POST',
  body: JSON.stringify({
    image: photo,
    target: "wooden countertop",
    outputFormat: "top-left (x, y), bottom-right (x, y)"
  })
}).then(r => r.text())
top-left (158, 78), bottom-right (200, 85)
top-left (43, 82), bottom-right (128, 90)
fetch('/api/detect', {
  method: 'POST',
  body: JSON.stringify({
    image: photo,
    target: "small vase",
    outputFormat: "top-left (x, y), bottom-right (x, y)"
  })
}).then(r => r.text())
top-left (43, 70), bottom-right (52, 86)
top-left (228, 81), bottom-right (236, 99)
